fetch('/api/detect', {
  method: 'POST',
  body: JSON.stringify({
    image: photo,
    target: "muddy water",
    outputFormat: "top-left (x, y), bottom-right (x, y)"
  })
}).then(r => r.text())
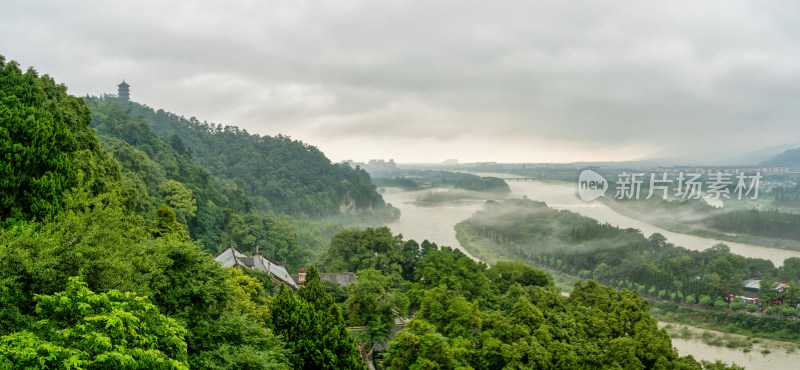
top-left (659, 323), bottom-right (800, 369)
top-left (382, 187), bottom-right (486, 260)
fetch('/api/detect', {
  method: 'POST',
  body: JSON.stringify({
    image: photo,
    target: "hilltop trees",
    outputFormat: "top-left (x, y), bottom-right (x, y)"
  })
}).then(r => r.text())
top-left (90, 96), bottom-right (398, 221)
top-left (0, 56), bottom-right (120, 223)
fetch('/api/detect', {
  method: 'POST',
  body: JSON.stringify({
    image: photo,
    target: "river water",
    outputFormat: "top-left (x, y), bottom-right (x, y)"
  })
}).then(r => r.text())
top-left (661, 323), bottom-right (800, 370)
top-left (383, 187), bottom-right (484, 260)
top-left (380, 178), bottom-right (800, 368)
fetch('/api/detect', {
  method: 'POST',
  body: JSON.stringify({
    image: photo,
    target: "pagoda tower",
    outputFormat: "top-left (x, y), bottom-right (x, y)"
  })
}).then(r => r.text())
top-left (117, 80), bottom-right (130, 101)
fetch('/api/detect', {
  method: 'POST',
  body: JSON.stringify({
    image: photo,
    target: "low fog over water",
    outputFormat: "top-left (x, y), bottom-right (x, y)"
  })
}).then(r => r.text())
top-left (384, 177), bottom-right (800, 266)
top-left (481, 174), bottom-right (800, 267)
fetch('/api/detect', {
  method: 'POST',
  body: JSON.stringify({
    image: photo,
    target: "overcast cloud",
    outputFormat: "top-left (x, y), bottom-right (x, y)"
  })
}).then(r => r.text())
top-left (3, 0), bottom-right (800, 163)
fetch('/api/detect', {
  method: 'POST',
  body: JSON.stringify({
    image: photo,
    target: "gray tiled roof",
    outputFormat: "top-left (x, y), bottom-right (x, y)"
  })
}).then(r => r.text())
top-left (253, 253), bottom-right (298, 290)
top-left (213, 246), bottom-right (298, 290)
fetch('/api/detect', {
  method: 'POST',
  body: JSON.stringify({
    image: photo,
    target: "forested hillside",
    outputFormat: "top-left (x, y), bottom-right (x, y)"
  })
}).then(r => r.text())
top-left (0, 56), bottom-right (120, 223)
top-left (77, 95), bottom-right (401, 270)
top-left (92, 96), bottom-right (396, 219)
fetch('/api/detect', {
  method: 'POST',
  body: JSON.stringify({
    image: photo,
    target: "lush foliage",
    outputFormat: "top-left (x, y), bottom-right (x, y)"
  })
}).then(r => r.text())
top-left (85, 95), bottom-right (396, 271)
top-left (708, 208), bottom-right (800, 242)
top-left (319, 227), bottom-right (405, 283)
top-left (0, 57), bottom-right (120, 223)
top-left (458, 199), bottom-right (782, 302)
top-left (97, 97), bottom-right (397, 220)
top-left (453, 176), bottom-right (509, 193)
top-left (270, 266), bottom-right (364, 369)
top-left (320, 227), bottom-right (739, 369)
top-left (0, 193), bottom-right (290, 368)
top-left (0, 278), bottom-right (188, 369)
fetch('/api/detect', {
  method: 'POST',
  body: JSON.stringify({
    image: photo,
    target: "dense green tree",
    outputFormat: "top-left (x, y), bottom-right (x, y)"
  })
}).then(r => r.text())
top-left (0, 57), bottom-right (120, 222)
top-left (408, 246), bottom-right (491, 307)
top-left (188, 311), bottom-right (288, 370)
top-left (419, 285), bottom-right (482, 339)
top-left (486, 260), bottom-right (553, 293)
top-left (759, 274), bottom-right (780, 305)
top-left (320, 227), bottom-right (404, 282)
top-left (344, 268), bottom-right (407, 362)
top-left (159, 179), bottom-right (197, 223)
top-left (0, 278), bottom-right (188, 369)
top-left (271, 270), bottom-right (364, 370)
top-left (383, 319), bottom-right (470, 370)
top-left (779, 257), bottom-right (800, 283)
top-left (151, 204), bottom-right (190, 241)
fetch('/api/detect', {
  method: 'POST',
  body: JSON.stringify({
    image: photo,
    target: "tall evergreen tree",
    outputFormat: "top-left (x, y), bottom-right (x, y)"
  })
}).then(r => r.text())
top-left (271, 268), bottom-right (364, 369)
top-left (0, 56), bottom-right (120, 222)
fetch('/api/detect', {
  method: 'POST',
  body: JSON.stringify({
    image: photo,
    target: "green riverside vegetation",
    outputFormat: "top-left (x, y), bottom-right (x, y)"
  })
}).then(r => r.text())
top-left (456, 198), bottom-right (800, 341)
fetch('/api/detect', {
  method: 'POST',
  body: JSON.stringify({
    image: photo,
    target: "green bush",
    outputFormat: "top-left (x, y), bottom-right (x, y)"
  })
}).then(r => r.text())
top-left (765, 306), bottom-right (781, 316)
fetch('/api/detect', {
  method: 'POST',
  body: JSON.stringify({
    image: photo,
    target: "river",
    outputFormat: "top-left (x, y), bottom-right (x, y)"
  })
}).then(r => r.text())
top-left (380, 178), bottom-right (800, 368)
top-left (660, 323), bottom-right (800, 370)
top-left (383, 187), bottom-right (484, 260)
top-left (482, 174), bottom-right (800, 267)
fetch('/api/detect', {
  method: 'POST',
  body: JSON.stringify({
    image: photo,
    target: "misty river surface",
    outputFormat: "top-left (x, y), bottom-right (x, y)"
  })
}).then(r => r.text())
top-left (380, 179), bottom-right (800, 369)
top-left (383, 188), bottom-right (482, 260)
top-left (478, 174), bottom-right (800, 267)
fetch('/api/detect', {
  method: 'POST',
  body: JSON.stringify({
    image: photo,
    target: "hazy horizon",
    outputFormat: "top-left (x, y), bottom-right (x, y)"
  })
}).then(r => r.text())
top-left (4, 1), bottom-right (800, 163)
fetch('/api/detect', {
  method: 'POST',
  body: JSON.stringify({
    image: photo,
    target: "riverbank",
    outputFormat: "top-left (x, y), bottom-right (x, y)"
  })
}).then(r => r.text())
top-left (661, 322), bottom-right (800, 370)
top-left (603, 199), bottom-right (800, 252)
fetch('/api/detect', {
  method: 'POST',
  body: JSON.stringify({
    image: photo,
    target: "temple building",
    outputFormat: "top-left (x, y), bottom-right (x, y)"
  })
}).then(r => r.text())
top-left (293, 267), bottom-right (357, 287)
top-left (117, 80), bottom-right (130, 101)
top-left (214, 245), bottom-right (298, 290)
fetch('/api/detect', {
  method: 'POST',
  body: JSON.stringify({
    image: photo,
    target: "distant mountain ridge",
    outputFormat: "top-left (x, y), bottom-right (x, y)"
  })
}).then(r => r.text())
top-left (761, 146), bottom-right (800, 169)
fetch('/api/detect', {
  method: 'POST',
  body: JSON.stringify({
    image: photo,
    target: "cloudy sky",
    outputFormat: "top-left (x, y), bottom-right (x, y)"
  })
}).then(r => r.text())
top-left (3, 1), bottom-right (800, 163)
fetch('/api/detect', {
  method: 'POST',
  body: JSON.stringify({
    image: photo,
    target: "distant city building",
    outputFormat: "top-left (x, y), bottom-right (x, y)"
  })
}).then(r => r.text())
top-left (117, 80), bottom-right (130, 101)
top-left (367, 159), bottom-right (397, 169)
top-left (655, 166), bottom-right (788, 175)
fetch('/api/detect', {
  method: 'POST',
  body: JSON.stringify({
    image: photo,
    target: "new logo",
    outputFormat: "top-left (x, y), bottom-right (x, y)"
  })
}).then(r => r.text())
top-left (578, 170), bottom-right (608, 201)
